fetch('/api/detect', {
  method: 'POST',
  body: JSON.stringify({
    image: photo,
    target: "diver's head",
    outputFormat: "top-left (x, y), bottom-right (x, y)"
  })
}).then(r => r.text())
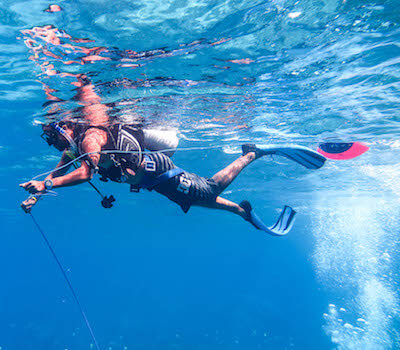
top-left (41, 121), bottom-right (77, 152)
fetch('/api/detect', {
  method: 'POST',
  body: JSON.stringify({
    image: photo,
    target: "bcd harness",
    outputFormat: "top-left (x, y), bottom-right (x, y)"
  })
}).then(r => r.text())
top-left (72, 125), bottom-right (184, 206)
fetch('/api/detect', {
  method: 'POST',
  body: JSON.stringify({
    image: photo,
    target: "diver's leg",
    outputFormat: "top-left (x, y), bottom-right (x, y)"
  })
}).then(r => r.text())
top-left (195, 196), bottom-right (296, 236)
top-left (195, 196), bottom-right (247, 219)
top-left (211, 152), bottom-right (256, 192)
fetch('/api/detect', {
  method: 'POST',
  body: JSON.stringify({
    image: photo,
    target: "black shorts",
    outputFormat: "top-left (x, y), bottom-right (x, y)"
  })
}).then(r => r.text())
top-left (154, 171), bottom-right (221, 213)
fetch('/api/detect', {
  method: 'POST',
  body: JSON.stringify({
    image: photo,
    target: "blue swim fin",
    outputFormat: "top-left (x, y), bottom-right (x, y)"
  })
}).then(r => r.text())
top-left (242, 144), bottom-right (326, 169)
top-left (240, 200), bottom-right (296, 236)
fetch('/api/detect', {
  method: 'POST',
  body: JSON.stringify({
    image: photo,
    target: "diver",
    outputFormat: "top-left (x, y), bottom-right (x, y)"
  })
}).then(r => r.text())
top-left (20, 121), bottom-right (327, 236)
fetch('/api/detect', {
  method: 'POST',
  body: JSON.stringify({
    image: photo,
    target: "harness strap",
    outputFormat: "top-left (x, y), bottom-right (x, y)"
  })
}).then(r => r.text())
top-left (148, 168), bottom-right (184, 189)
top-left (131, 167), bottom-right (184, 192)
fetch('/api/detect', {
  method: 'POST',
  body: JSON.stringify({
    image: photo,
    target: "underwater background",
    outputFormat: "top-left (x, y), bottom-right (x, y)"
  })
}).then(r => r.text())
top-left (1, 0), bottom-right (400, 349)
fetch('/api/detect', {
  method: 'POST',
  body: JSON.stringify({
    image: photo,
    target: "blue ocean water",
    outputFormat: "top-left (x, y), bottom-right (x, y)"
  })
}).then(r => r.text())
top-left (1, 0), bottom-right (400, 349)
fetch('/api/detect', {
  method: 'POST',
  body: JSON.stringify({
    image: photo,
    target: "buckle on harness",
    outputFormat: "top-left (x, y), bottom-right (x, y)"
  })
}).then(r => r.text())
top-left (145, 160), bottom-right (156, 172)
top-left (110, 154), bottom-right (121, 167)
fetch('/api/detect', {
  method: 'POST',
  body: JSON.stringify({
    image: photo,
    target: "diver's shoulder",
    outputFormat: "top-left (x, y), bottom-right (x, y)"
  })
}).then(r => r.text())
top-left (81, 127), bottom-right (108, 146)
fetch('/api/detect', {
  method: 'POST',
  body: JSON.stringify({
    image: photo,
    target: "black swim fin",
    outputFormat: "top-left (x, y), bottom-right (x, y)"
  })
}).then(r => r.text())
top-left (240, 200), bottom-right (296, 236)
top-left (242, 143), bottom-right (326, 169)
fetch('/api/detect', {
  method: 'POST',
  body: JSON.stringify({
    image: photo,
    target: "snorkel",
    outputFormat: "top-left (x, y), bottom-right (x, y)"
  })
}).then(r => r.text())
top-left (50, 122), bottom-right (79, 154)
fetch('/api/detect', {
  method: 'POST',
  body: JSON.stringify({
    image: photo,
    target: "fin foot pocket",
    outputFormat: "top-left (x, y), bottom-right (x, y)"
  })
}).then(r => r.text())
top-left (241, 144), bottom-right (278, 159)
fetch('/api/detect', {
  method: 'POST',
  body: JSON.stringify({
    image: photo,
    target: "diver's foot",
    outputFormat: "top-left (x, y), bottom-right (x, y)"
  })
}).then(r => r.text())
top-left (239, 200), bottom-right (251, 217)
top-left (239, 200), bottom-right (259, 230)
top-left (241, 144), bottom-right (266, 159)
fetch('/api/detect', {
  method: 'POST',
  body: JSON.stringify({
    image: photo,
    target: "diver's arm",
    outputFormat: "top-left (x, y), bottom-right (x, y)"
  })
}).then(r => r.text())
top-left (46, 150), bottom-right (72, 180)
top-left (48, 131), bottom-right (105, 188)
top-left (20, 161), bottom-right (92, 193)
top-left (49, 161), bottom-right (93, 188)
top-left (20, 133), bottom-right (104, 193)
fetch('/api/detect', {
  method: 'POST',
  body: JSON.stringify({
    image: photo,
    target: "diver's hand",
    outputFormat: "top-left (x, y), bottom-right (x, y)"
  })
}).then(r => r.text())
top-left (19, 180), bottom-right (45, 194)
top-left (21, 196), bottom-right (39, 213)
